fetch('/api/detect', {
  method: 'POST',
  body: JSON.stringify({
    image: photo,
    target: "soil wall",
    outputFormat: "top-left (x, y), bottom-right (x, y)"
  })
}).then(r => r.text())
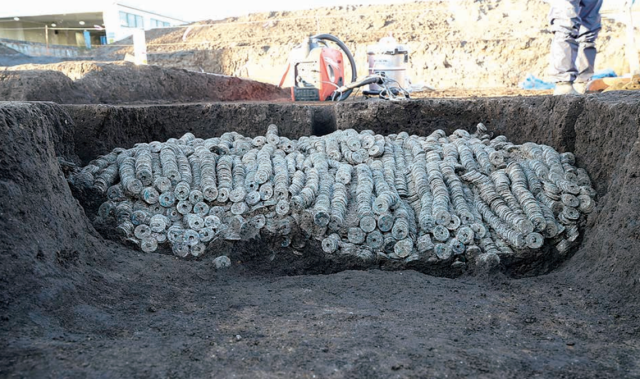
top-left (0, 103), bottom-right (101, 320)
top-left (63, 103), bottom-right (332, 165)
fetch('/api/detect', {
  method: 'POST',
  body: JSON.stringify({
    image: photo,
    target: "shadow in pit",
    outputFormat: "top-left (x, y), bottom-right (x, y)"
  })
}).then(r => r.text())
top-left (310, 106), bottom-right (337, 136)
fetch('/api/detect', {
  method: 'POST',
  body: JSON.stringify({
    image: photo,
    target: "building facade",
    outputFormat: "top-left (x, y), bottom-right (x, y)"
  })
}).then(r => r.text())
top-left (0, 1), bottom-right (186, 49)
top-left (103, 3), bottom-right (186, 44)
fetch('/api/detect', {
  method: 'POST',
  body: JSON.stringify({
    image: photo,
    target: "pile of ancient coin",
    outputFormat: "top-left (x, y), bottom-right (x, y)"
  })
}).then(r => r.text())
top-left (73, 123), bottom-right (595, 268)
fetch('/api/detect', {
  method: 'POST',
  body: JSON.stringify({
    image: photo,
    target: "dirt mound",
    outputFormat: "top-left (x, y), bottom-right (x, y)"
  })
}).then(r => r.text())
top-left (1, 98), bottom-right (639, 377)
top-left (0, 61), bottom-right (289, 104)
top-left (92, 0), bottom-right (631, 90)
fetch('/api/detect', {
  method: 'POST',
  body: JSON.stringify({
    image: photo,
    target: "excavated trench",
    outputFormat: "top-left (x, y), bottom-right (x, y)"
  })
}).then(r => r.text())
top-left (1, 94), bottom-right (639, 377)
top-left (66, 102), bottom-right (590, 278)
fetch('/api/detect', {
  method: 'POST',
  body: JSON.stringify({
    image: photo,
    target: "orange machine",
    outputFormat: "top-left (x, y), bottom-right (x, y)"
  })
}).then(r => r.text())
top-left (280, 34), bottom-right (358, 101)
top-left (292, 47), bottom-right (345, 101)
top-left (279, 34), bottom-right (410, 101)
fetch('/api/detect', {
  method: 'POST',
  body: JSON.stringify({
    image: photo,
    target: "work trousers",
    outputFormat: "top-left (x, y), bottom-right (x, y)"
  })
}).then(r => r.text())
top-left (548, 0), bottom-right (603, 83)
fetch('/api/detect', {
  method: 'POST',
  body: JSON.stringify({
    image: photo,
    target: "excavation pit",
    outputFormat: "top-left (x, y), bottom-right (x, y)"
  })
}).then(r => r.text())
top-left (71, 121), bottom-right (594, 279)
top-left (1, 94), bottom-right (639, 377)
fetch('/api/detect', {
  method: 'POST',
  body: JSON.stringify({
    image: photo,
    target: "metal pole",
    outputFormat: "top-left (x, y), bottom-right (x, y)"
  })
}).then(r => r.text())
top-left (625, 0), bottom-right (639, 75)
top-left (45, 24), bottom-right (49, 54)
top-left (132, 29), bottom-right (147, 65)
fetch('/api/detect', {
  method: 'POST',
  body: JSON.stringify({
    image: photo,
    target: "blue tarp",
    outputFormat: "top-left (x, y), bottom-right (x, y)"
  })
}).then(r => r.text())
top-left (519, 69), bottom-right (618, 90)
top-left (519, 74), bottom-right (555, 90)
top-left (592, 68), bottom-right (617, 79)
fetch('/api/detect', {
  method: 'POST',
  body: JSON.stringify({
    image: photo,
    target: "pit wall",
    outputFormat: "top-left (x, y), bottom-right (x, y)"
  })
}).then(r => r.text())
top-left (0, 103), bottom-right (101, 308)
top-left (61, 94), bottom-right (640, 299)
top-left (64, 97), bottom-right (585, 165)
top-left (64, 103), bottom-right (334, 165)
top-left (333, 95), bottom-right (640, 294)
top-left (1, 94), bottom-right (636, 303)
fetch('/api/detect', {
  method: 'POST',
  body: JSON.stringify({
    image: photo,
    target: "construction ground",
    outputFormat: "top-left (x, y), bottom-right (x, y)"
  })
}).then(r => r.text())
top-left (1, 0), bottom-right (639, 377)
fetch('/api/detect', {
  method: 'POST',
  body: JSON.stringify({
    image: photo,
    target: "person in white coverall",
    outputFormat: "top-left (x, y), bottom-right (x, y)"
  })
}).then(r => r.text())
top-left (549, 0), bottom-right (603, 95)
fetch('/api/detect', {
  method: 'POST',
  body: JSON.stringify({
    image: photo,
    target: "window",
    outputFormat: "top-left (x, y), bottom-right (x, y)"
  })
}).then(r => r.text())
top-left (119, 11), bottom-right (144, 28)
top-left (150, 19), bottom-right (170, 28)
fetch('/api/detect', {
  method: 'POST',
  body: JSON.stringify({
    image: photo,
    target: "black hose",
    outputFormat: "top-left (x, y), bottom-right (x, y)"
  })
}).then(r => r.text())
top-left (311, 34), bottom-right (357, 101)
top-left (339, 76), bottom-right (382, 91)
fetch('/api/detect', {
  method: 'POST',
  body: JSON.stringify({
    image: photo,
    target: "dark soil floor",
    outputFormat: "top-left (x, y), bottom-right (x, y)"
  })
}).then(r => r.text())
top-left (1, 95), bottom-right (639, 378)
top-left (2, 249), bottom-right (639, 378)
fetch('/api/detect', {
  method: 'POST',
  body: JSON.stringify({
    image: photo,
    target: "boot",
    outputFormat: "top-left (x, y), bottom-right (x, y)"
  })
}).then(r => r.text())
top-left (573, 81), bottom-right (588, 94)
top-left (553, 82), bottom-right (579, 95)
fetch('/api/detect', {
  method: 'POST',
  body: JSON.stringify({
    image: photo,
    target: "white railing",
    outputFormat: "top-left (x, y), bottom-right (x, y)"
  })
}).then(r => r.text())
top-left (0, 38), bottom-right (80, 57)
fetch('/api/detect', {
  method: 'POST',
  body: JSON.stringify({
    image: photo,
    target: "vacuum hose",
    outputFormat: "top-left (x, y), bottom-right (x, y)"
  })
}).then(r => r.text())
top-left (311, 34), bottom-right (358, 101)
